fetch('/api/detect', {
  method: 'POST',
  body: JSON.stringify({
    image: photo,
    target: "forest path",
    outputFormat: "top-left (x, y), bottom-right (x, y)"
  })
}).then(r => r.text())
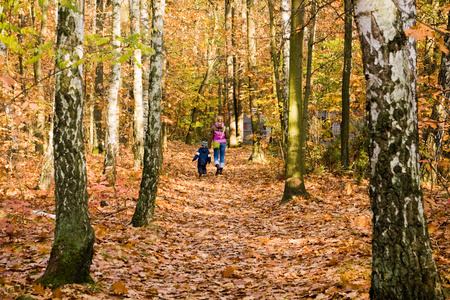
top-left (1, 141), bottom-right (376, 299)
top-left (134, 142), bottom-right (372, 299)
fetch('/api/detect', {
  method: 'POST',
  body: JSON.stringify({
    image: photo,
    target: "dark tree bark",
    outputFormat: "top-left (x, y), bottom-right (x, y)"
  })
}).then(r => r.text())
top-left (354, 0), bottom-right (444, 299)
top-left (340, 0), bottom-right (352, 169)
top-left (281, 0), bottom-right (307, 204)
top-left (94, 0), bottom-right (104, 154)
top-left (132, 0), bottom-right (165, 227)
top-left (38, 0), bottom-right (95, 286)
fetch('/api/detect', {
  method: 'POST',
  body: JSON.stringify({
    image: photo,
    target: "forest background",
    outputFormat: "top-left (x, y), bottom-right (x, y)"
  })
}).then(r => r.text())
top-left (0, 0), bottom-right (450, 299)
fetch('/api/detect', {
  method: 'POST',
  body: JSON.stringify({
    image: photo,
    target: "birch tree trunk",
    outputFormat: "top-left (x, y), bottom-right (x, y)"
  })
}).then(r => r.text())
top-left (131, 0), bottom-right (144, 168)
top-left (280, 0), bottom-right (290, 153)
top-left (104, 0), bottom-right (121, 184)
top-left (38, 0), bottom-right (95, 286)
top-left (132, 0), bottom-right (165, 227)
top-left (141, 0), bottom-right (150, 134)
top-left (247, 0), bottom-right (264, 161)
top-left (340, 0), bottom-right (352, 169)
top-left (354, 1), bottom-right (444, 298)
top-left (281, 0), bottom-right (306, 204)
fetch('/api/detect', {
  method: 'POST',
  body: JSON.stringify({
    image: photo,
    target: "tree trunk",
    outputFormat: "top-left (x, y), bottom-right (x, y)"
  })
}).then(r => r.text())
top-left (280, 0), bottom-right (290, 154)
top-left (268, 0), bottom-right (284, 147)
top-left (38, 0), bottom-right (95, 286)
top-left (247, 0), bottom-right (264, 161)
top-left (104, 0), bottom-right (121, 184)
top-left (93, 0), bottom-right (104, 154)
top-left (340, 0), bottom-right (352, 169)
top-left (225, 0), bottom-right (237, 147)
top-left (302, 3), bottom-right (316, 174)
top-left (141, 0), bottom-right (150, 134)
top-left (281, 0), bottom-right (306, 204)
top-left (131, 0), bottom-right (144, 168)
top-left (354, 1), bottom-right (444, 298)
top-left (132, 0), bottom-right (165, 227)
top-left (33, 0), bottom-right (49, 155)
top-left (37, 122), bottom-right (54, 190)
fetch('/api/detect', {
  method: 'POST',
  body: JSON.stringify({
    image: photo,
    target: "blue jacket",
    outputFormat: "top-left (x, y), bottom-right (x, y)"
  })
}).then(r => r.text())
top-left (193, 147), bottom-right (211, 165)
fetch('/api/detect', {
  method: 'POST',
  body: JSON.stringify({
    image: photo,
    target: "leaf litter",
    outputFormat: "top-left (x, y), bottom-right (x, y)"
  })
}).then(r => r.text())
top-left (0, 141), bottom-right (449, 299)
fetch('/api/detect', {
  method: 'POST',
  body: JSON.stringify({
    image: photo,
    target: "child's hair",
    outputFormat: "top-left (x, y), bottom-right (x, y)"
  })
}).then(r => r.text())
top-left (215, 115), bottom-right (224, 124)
top-left (201, 141), bottom-right (208, 147)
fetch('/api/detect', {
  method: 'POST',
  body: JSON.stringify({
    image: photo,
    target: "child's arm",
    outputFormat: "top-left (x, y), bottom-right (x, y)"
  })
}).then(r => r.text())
top-left (193, 150), bottom-right (199, 162)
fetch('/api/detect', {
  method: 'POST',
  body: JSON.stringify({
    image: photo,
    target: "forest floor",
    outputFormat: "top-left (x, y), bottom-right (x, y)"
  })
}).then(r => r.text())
top-left (1, 141), bottom-right (449, 299)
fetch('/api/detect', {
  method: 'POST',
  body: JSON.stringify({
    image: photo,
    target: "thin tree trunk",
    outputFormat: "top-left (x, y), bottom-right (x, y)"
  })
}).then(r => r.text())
top-left (131, 0), bottom-right (144, 168)
top-left (33, 0), bottom-right (49, 155)
top-left (354, 0), bottom-right (444, 298)
top-left (132, 0), bottom-right (165, 227)
top-left (281, 0), bottom-right (306, 204)
top-left (340, 0), bottom-right (352, 169)
top-left (38, 0), bottom-right (95, 286)
top-left (247, 0), bottom-right (264, 161)
top-left (280, 0), bottom-right (290, 154)
top-left (302, 3), bottom-right (316, 174)
top-left (225, 0), bottom-right (237, 147)
top-left (268, 0), bottom-right (284, 146)
top-left (37, 121), bottom-right (54, 190)
top-left (94, 0), bottom-right (104, 154)
top-left (104, 0), bottom-right (121, 184)
top-left (141, 0), bottom-right (150, 134)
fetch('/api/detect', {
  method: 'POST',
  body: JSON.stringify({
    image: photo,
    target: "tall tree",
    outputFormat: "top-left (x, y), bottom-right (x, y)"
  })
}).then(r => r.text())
top-left (131, 0), bottom-right (144, 168)
top-left (104, 0), bottom-right (122, 183)
top-left (33, 0), bottom-right (49, 155)
top-left (340, 0), bottom-right (352, 169)
top-left (93, 0), bottom-right (105, 154)
top-left (132, 0), bottom-right (165, 227)
top-left (302, 1), bottom-right (316, 174)
top-left (141, 0), bottom-right (150, 134)
top-left (225, 0), bottom-right (237, 147)
top-left (247, 0), bottom-right (264, 161)
top-left (280, 0), bottom-right (290, 152)
top-left (281, 0), bottom-right (307, 204)
top-left (38, 0), bottom-right (95, 286)
top-left (353, 0), bottom-right (444, 298)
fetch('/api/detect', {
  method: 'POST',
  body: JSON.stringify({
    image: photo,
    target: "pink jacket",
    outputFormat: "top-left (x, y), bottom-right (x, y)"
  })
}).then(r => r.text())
top-left (213, 123), bottom-right (226, 143)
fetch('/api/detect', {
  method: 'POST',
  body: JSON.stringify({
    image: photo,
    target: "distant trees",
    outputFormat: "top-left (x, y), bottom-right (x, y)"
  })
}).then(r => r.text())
top-left (38, 0), bottom-right (95, 286)
top-left (354, 0), bottom-right (444, 298)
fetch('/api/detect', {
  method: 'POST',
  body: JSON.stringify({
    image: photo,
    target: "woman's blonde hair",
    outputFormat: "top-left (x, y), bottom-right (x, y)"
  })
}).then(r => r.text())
top-left (215, 115), bottom-right (224, 124)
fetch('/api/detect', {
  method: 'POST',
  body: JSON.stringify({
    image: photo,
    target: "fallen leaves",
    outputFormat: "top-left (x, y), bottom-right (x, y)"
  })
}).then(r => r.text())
top-left (0, 141), bottom-right (448, 299)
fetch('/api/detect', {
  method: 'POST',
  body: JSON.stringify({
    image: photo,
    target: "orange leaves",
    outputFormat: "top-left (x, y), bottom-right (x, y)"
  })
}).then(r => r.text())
top-left (404, 23), bottom-right (449, 54)
top-left (111, 280), bottom-right (128, 295)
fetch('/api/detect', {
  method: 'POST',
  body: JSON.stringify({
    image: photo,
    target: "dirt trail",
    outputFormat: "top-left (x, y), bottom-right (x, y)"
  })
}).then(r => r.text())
top-left (136, 143), bottom-right (372, 299)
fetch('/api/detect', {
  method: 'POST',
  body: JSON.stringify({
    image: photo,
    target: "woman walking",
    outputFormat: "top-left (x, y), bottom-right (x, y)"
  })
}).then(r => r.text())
top-left (211, 116), bottom-right (228, 175)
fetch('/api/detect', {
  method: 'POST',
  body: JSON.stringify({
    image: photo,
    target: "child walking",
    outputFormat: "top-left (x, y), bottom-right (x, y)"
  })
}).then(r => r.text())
top-left (192, 141), bottom-right (211, 177)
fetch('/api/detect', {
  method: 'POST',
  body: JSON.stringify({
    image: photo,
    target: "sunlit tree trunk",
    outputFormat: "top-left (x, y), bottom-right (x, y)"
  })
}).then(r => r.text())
top-left (281, 0), bottom-right (306, 204)
top-left (132, 0), bottom-right (165, 227)
top-left (33, 0), bottom-right (49, 155)
top-left (354, 1), bottom-right (444, 298)
top-left (302, 2), bottom-right (316, 174)
top-left (93, 0), bottom-right (104, 154)
top-left (141, 0), bottom-right (150, 134)
top-left (225, 0), bottom-right (237, 147)
top-left (340, 0), bottom-right (352, 169)
top-left (38, 0), bottom-right (95, 286)
top-left (268, 0), bottom-right (284, 149)
top-left (247, 0), bottom-right (264, 161)
top-left (130, 0), bottom-right (144, 168)
top-left (280, 0), bottom-right (290, 153)
top-left (104, 0), bottom-right (121, 184)
top-left (37, 122), bottom-right (53, 190)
